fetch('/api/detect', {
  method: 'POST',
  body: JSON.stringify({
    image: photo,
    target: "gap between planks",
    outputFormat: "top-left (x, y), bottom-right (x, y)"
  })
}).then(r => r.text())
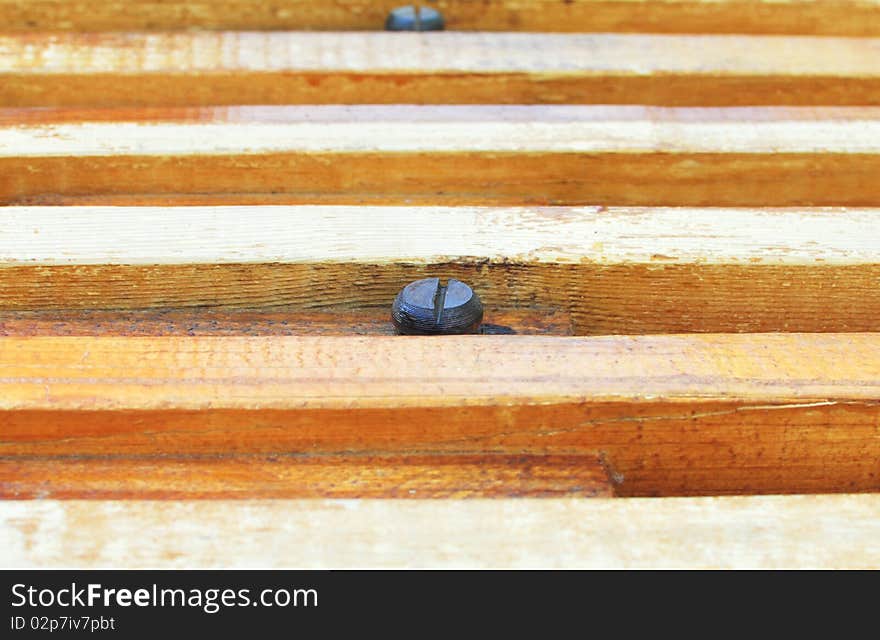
top-left (1, 33), bottom-right (880, 106)
top-left (0, 333), bottom-right (879, 496)
top-left (3, 106), bottom-right (880, 206)
top-left (2, 495), bottom-right (879, 568)
top-left (3, 1), bottom-right (880, 35)
top-left (2, 205), bottom-right (880, 335)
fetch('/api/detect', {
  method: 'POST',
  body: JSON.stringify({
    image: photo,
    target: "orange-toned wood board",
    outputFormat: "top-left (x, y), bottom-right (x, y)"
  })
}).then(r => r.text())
top-left (0, 454), bottom-right (613, 499)
top-left (4, 1), bottom-right (880, 35)
top-left (4, 106), bottom-right (880, 206)
top-left (2, 495), bottom-right (879, 568)
top-left (2, 205), bottom-right (879, 335)
top-left (0, 334), bottom-right (878, 496)
top-left (1, 33), bottom-right (879, 106)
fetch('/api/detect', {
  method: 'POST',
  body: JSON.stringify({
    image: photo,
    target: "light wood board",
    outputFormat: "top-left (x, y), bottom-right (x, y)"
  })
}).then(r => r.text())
top-left (2, 495), bottom-right (878, 568)
top-left (2, 205), bottom-right (880, 335)
top-left (4, 106), bottom-right (880, 206)
top-left (2, 32), bottom-right (879, 106)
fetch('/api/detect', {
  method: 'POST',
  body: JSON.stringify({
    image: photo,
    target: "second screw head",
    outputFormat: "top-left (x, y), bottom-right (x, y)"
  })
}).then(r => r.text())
top-left (385, 6), bottom-right (445, 31)
top-left (392, 277), bottom-right (483, 335)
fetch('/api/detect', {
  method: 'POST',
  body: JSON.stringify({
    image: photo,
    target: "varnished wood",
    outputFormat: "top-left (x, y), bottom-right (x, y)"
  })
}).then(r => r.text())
top-left (0, 454), bottom-right (612, 499)
top-left (4, 106), bottom-right (880, 206)
top-left (1, 334), bottom-right (879, 496)
top-left (3, 1), bottom-right (880, 35)
top-left (2, 205), bottom-right (880, 335)
top-left (2, 33), bottom-right (880, 107)
top-left (3, 495), bottom-right (879, 568)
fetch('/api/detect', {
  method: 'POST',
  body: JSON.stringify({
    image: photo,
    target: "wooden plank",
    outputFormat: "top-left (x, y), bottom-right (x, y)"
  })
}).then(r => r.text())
top-left (0, 454), bottom-right (612, 499)
top-left (0, 309), bottom-right (572, 337)
top-left (2, 495), bottom-right (878, 568)
top-left (1, 334), bottom-right (879, 496)
top-left (2, 33), bottom-right (880, 107)
top-left (4, 1), bottom-right (880, 36)
top-left (2, 205), bottom-right (880, 335)
top-left (4, 106), bottom-right (880, 206)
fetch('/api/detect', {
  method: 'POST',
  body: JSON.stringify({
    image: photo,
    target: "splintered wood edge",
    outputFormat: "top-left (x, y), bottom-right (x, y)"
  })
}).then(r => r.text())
top-left (1, 334), bottom-right (879, 497)
top-left (2, 495), bottom-right (878, 568)
top-left (3, 0), bottom-right (880, 35)
top-left (1, 33), bottom-right (880, 106)
top-left (4, 107), bottom-right (880, 206)
top-left (2, 206), bottom-right (880, 335)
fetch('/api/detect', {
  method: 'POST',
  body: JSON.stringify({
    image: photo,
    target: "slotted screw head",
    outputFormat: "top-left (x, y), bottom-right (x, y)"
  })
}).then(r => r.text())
top-left (385, 5), bottom-right (445, 31)
top-left (392, 278), bottom-right (483, 335)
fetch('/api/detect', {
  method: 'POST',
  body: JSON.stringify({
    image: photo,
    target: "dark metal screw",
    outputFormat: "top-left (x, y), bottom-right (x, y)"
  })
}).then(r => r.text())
top-left (392, 277), bottom-right (483, 335)
top-left (385, 5), bottom-right (445, 31)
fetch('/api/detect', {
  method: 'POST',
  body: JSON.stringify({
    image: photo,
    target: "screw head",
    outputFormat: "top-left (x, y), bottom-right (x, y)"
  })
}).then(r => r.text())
top-left (385, 5), bottom-right (445, 31)
top-left (392, 278), bottom-right (483, 335)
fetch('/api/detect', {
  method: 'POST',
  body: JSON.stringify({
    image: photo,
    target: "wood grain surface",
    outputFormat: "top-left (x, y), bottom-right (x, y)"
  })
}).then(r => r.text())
top-left (4, 0), bottom-right (877, 570)
top-left (4, 106), bottom-right (880, 206)
top-left (0, 309), bottom-right (572, 337)
top-left (2, 32), bottom-right (880, 106)
top-left (0, 106), bottom-right (880, 207)
top-left (3, 495), bottom-right (878, 567)
top-left (4, 1), bottom-right (880, 35)
top-left (0, 454), bottom-right (613, 499)
top-left (2, 205), bottom-right (879, 335)
top-left (1, 333), bottom-right (878, 496)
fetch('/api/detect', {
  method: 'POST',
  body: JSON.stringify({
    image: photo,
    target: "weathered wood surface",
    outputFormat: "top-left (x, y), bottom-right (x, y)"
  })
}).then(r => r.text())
top-left (4, 1), bottom-right (880, 35)
top-left (3, 495), bottom-right (878, 567)
top-left (2, 33), bottom-right (879, 106)
top-left (0, 454), bottom-right (613, 499)
top-left (0, 309), bottom-right (572, 337)
top-left (4, 106), bottom-right (880, 206)
top-left (1, 334), bottom-right (878, 496)
top-left (2, 205), bottom-right (879, 335)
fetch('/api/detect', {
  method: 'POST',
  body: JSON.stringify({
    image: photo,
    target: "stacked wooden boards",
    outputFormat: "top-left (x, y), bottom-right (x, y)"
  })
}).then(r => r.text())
top-left (1, 0), bottom-right (880, 568)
